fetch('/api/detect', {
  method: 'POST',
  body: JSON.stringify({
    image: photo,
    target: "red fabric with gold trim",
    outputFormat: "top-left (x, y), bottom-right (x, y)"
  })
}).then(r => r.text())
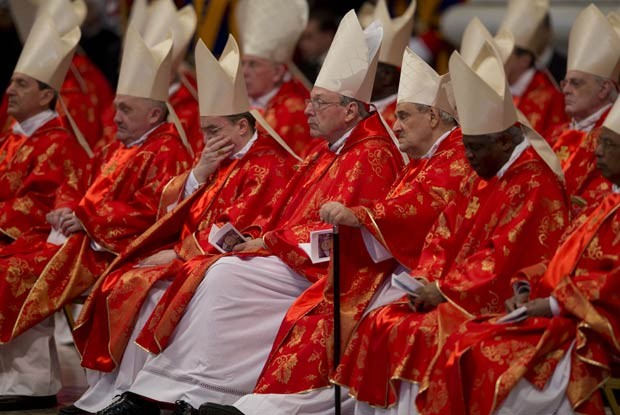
top-left (514, 70), bottom-right (567, 136)
top-left (379, 99), bottom-right (397, 129)
top-left (328, 148), bottom-right (569, 407)
top-left (73, 132), bottom-right (296, 371)
top-left (58, 53), bottom-right (115, 149)
top-left (258, 78), bottom-right (314, 159)
top-left (554, 126), bottom-right (612, 215)
top-left (0, 123), bottom-right (190, 343)
top-left (132, 113), bottom-right (405, 356)
top-left (416, 192), bottom-right (620, 415)
top-left (0, 116), bottom-right (89, 243)
top-left (254, 128), bottom-right (471, 395)
top-left (169, 72), bottom-right (201, 155)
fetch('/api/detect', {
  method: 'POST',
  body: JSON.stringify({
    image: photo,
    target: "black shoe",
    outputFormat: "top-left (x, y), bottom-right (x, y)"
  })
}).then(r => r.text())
top-left (58, 404), bottom-right (92, 414)
top-left (173, 400), bottom-right (199, 415)
top-left (0, 394), bottom-right (57, 411)
top-left (97, 392), bottom-right (159, 415)
top-left (198, 403), bottom-right (245, 415)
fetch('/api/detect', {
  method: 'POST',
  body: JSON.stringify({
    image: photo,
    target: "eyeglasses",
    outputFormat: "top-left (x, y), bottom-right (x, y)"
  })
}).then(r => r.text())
top-left (305, 98), bottom-right (342, 110)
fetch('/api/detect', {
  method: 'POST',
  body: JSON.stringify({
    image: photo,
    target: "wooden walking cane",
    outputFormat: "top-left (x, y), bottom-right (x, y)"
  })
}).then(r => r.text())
top-left (333, 225), bottom-right (341, 415)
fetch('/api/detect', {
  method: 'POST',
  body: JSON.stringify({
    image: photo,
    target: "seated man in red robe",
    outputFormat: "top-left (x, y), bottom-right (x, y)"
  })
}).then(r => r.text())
top-left (60, 35), bottom-right (301, 415)
top-left (0, 23), bottom-right (192, 413)
top-left (0, 14), bottom-right (90, 247)
top-left (237, 0), bottom-right (314, 159)
top-left (99, 0), bottom-right (199, 154)
top-left (366, 0), bottom-right (416, 127)
top-left (417, 83), bottom-right (620, 415)
top-left (201, 46), bottom-right (471, 415)
top-left (498, 0), bottom-right (567, 136)
top-left (7, 0), bottom-right (115, 149)
top-left (87, 11), bottom-right (404, 415)
top-left (303, 41), bottom-right (566, 415)
top-left (548, 5), bottom-right (619, 212)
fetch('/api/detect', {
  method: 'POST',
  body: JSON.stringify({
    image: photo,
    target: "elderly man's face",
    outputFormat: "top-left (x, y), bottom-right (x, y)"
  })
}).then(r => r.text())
top-left (113, 95), bottom-right (163, 145)
top-left (393, 102), bottom-right (435, 157)
top-left (6, 72), bottom-right (54, 123)
top-left (596, 126), bottom-right (620, 185)
top-left (462, 133), bottom-right (514, 179)
top-left (561, 70), bottom-right (610, 121)
top-left (304, 87), bottom-right (350, 143)
top-left (242, 56), bottom-right (285, 100)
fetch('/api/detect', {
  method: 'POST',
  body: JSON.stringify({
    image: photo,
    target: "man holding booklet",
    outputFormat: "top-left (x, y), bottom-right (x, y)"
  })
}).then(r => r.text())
top-left (85, 11), bottom-right (405, 415)
top-left (327, 39), bottom-right (570, 415)
top-left (416, 94), bottom-right (620, 415)
top-left (63, 35), bottom-right (298, 414)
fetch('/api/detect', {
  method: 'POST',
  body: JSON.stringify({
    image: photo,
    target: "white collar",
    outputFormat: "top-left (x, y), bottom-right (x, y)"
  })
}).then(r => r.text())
top-left (420, 127), bottom-right (456, 160)
top-left (613, 184), bottom-right (620, 194)
top-left (230, 131), bottom-right (258, 159)
top-left (124, 122), bottom-right (164, 148)
top-left (372, 93), bottom-right (397, 113)
top-left (168, 81), bottom-right (181, 96)
top-left (497, 137), bottom-right (531, 178)
top-left (329, 127), bottom-right (354, 154)
top-left (509, 68), bottom-right (536, 98)
top-left (12, 110), bottom-right (57, 137)
top-left (250, 87), bottom-right (279, 110)
top-left (570, 103), bottom-right (612, 133)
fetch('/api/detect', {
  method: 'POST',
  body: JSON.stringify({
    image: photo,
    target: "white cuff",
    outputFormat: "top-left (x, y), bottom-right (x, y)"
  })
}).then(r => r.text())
top-left (90, 239), bottom-right (106, 252)
top-left (183, 170), bottom-right (202, 199)
top-left (548, 296), bottom-right (561, 317)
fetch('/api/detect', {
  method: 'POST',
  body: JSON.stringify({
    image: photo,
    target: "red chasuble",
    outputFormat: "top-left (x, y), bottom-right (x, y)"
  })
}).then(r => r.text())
top-left (417, 191), bottom-right (620, 415)
top-left (132, 112), bottom-right (405, 356)
top-left (58, 53), bottom-right (115, 149)
top-left (0, 116), bottom-right (89, 243)
top-left (252, 128), bottom-right (471, 395)
top-left (72, 131), bottom-right (296, 371)
top-left (0, 122), bottom-right (191, 343)
top-left (257, 78), bottom-right (314, 159)
top-left (552, 109), bottom-right (611, 213)
top-left (327, 148), bottom-right (569, 407)
top-left (514, 70), bottom-right (567, 136)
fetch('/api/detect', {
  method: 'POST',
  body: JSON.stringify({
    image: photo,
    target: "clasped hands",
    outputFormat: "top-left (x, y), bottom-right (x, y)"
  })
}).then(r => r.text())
top-left (46, 207), bottom-right (84, 236)
top-left (504, 292), bottom-right (553, 318)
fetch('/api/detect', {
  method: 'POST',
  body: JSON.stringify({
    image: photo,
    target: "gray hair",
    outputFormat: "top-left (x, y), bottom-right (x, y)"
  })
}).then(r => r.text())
top-left (593, 74), bottom-right (619, 103)
top-left (339, 95), bottom-right (371, 118)
top-left (413, 103), bottom-right (458, 127)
